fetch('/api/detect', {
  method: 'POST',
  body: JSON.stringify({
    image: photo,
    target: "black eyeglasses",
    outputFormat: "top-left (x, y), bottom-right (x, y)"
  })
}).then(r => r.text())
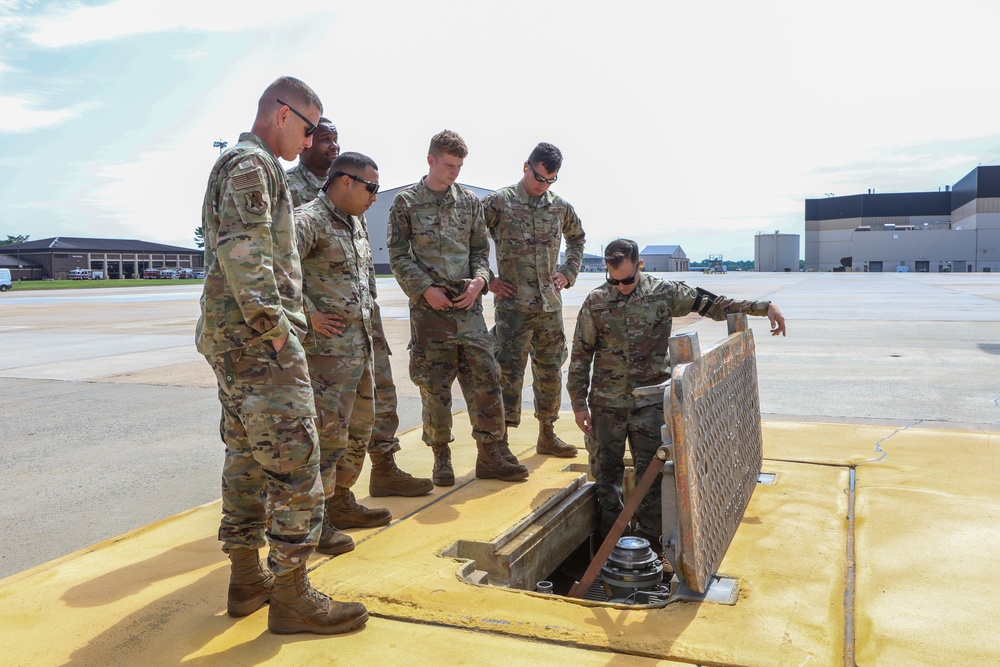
top-left (331, 171), bottom-right (380, 194)
top-left (606, 264), bottom-right (640, 286)
top-left (528, 162), bottom-right (558, 184)
top-left (276, 98), bottom-right (316, 137)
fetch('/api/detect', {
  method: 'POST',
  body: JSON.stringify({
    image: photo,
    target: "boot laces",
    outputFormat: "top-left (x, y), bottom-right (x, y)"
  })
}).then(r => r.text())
top-left (301, 571), bottom-right (331, 606)
top-left (432, 444), bottom-right (451, 465)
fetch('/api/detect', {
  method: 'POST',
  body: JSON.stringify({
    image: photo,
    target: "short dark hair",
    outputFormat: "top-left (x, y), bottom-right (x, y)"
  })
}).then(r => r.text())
top-left (605, 239), bottom-right (639, 268)
top-left (528, 142), bottom-right (562, 173)
top-left (259, 76), bottom-right (323, 116)
top-left (429, 130), bottom-right (468, 158)
top-left (327, 152), bottom-right (378, 179)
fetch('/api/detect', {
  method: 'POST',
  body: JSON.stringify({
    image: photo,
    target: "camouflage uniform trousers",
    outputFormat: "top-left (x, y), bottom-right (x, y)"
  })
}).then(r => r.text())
top-left (365, 303), bottom-right (402, 455)
top-left (492, 309), bottom-right (567, 429)
top-left (307, 351), bottom-right (375, 494)
top-left (587, 403), bottom-right (664, 539)
top-left (408, 301), bottom-right (505, 447)
top-left (205, 334), bottom-right (324, 575)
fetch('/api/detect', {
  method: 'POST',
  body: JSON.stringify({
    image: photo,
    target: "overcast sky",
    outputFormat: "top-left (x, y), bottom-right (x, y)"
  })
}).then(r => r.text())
top-left (2, 0), bottom-right (1000, 262)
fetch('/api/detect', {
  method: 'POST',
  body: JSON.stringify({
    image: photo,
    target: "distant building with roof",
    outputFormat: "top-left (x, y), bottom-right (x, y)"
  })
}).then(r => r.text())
top-left (754, 232), bottom-right (800, 272)
top-left (806, 165), bottom-right (1000, 272)
top-left (0, 237), bottom-right (203, 280)
top-left (557, 251), bottom-right (604, 272)
top-left (640, 245), bottom-right (689, 272)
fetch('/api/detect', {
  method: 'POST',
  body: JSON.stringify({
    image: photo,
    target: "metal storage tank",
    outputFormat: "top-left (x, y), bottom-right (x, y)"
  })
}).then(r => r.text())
top-left (754, 232), bottom-right (800, 272)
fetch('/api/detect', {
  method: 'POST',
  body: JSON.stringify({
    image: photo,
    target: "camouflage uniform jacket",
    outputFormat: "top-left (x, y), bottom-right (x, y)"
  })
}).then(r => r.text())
top-left (387, 177), bottom-right (491, 303)
top-left (567, 273), bottom-right (770, 411)
top-left (196, 132), bottom-right (306, 356)
top-left (295, 192), bottom-right (376, 356)
top-left (482, 181), bottom-right (586, 313)
top-left (286, 162), bottom-right (325, 209)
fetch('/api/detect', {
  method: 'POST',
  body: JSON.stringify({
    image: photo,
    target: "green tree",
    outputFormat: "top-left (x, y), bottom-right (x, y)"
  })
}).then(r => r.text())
top-left (194, 226), bottom-right (204, 249)
top-left (0, 234), bottom-right (29, 245)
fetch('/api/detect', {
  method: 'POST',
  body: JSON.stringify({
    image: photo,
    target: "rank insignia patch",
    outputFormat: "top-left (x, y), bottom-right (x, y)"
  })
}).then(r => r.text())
top-left (244, 191), bottom-right (267, 215)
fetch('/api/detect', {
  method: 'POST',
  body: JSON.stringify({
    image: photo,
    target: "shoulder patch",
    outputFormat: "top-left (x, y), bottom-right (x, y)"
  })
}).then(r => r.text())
top-left (232, 168), bottom-right (263, 191)
top-left (243, 191), bottom-right (267, 215)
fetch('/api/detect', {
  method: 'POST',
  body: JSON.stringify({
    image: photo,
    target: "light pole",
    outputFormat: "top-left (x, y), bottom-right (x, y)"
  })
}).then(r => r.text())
top-left (213, 140), bottom-right (228, 155)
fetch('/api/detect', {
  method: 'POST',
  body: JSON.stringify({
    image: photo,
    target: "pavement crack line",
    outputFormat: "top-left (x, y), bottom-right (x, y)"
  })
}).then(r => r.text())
top-left (843, 418), bottom-right (920, 666)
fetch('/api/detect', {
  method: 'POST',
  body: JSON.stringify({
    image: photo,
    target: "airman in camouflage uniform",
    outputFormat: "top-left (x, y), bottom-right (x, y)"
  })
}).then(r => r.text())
top-left (568, 238), bottom-right (786, 542)
top-left (484, 142), bottom-right (586, 460)
top-left (388, 130), bottom-right (528, 485)
top-left (286, 119), bottom-right (339, 208)
top-left (290, 143), bottom-right (433, 503)
top-left (197, 76), bottom-right (367, 635)
top-left (295, 152), bottom-right (387, 547)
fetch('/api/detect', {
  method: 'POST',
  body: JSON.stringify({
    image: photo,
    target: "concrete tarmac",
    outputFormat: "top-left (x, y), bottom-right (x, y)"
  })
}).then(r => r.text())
top-left (1, 271), bottom-right (998, 578)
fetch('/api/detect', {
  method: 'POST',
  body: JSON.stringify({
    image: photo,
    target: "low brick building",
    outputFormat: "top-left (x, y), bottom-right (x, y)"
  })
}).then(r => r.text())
top-left (0, 237), bottom-right (203, 280)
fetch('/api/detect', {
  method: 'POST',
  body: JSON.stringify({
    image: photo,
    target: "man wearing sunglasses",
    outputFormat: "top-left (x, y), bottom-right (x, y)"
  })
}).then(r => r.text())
top-left (388, 130), bottom-right (528, 486)
top-left (483, 143), bottom-right (586, 462)
top-left (197, 77), bottom-right (368, 635)
top-left (287, 118), bottom-right (340, 208)
top-left (567, 238), bottom-right (786, 544)
top-left (296, 153), bottom-right (433, 544)
top-left (289, 139), bottom-right (433, 507)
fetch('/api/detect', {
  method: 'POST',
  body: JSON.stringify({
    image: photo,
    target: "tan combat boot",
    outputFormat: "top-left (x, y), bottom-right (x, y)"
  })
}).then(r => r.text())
top-left (475, 440), bottom-right (529, 482)
top-left (326, 489), bottom-right (392, 529)
top-left (317, 516), bottom-right (355, 556)
top-left (369, 451), bottom-right (434, 497)
top-left (227, 547), bottom-right (274, 617)
top-left (430, 442), bottom-right (455, 486)
top-left (496, 431), bottom-right (519, 464)
top-left (267, 565), bottom-right (369, 635)
top-left (536, 421), bottom-right (578, 458)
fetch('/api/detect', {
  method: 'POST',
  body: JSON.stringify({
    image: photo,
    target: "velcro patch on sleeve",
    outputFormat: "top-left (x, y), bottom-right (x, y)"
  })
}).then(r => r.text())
top-left (232, 167), bottom-right (263, 191)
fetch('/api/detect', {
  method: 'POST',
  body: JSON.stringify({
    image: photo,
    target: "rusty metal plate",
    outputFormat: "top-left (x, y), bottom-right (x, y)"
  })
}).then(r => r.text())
top-left (669, 329), bottom-right (762, 593)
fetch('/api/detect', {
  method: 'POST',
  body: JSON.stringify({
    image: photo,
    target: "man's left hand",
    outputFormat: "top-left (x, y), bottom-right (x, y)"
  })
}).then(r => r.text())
top-left (489, 277), bottom-right (517, 299)
top-left (311, 310), bottom-right (346, 337)
top-left (453, 277), bottom-right (486, 310)
top-left (552, 272), bottom-right (569, 291)
top-left (767, 303), bottom-right (786, 337)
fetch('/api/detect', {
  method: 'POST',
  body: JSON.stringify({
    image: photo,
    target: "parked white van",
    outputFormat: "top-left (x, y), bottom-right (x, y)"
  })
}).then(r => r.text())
top-left (68, 269), bottom-right (92, 280)
top-left (0, 268), bottom-right (10, 292)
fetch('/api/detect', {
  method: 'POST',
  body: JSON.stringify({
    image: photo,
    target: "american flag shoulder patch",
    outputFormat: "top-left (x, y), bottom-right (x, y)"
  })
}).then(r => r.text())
top-left (231, 165), bottom-right (263, 190)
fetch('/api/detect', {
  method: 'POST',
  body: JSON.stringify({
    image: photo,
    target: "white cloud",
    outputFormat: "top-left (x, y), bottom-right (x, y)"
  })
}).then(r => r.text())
top-left (27, 0), bottom-right (315, 47)
top-left (0, 95), bottom-right (80, 131)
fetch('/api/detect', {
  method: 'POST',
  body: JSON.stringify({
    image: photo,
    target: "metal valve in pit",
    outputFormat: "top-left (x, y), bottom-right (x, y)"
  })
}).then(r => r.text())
top-left (599, 536), bottom-right (672, 605)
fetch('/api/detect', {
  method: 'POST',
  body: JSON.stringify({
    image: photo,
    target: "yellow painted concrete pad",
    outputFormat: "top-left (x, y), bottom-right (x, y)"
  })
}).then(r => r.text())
top-left (762, 419), bottom-right (899, 466)
top-left (2, 415), bottom-right (997, 666)
top-left (854, 427), bottom-right (1000, 666)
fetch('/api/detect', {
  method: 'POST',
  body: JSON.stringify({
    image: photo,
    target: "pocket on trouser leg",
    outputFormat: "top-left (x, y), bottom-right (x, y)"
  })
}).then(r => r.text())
top-left (585, 432), bottom-right (600, 480)
top-left (245, 412), bottom-right (320, 474)
top-left (408, 344), bottom-right (431, 390)
top-left (270, 509), bottom-right (314, 539)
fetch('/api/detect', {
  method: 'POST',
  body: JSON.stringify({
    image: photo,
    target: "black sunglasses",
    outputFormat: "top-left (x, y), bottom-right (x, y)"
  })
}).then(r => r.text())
top-left (276, 98), bottom-right (316, 137)
top-left (331, 171), bottom-right (380, 195)
top-left (528, 162), bottom-right (558, 184)
top-left (606, 264), bottom-right (640, 286)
